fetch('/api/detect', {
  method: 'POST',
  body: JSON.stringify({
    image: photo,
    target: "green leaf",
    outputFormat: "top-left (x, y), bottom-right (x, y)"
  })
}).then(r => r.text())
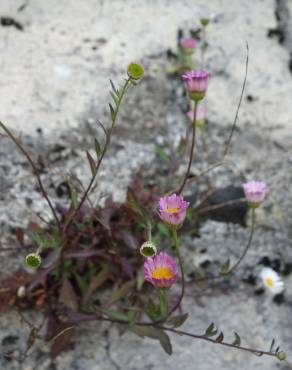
top-left (166, 313), bottom-right (189, 328)
top-left (232, 332), bottom-right (241, 346)
top-left (157, 223), bottom-right (170, 238)
top-left (99, 309), bottom-right (129, 322)
top-left (109, 103), bottom-right (115, 120)
top-left (219, 258), bottom-right (230, 275)
top-left (156, 330), bottom-right (173, 355)
top-left (86, 151), bottom-right (97, 176)
top-left (110, 91), bottom-right (118, 106)
top-left (94, 138), bottom-right (101, 158)
top-left (70, 188), bottom-right (78, 208)
top-left (204, 323), bottom-right (218, 337)
top-left (107, 281), bottom-right (134, 306)
top-left (155, 144), bottom-right (170, 162)
top-left (110, 79), bottom-right (119, 96)
top-left (269, 338), bottom-right (275, 352)
top-left (130, 326), bottom-right (172, 355)
top-left (147, 297), bottom-right (160, 321)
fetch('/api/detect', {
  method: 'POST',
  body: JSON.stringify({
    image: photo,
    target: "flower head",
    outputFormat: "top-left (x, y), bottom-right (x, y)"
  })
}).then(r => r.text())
top-left (140, 241), bottom-right (157, 258)
top-left (180, 37), bottom-right (197, 52)
top-left (182, 70), bottom-right (209, 101)
top-left (187, 102), bottom-right (205, 127)
top-left (144, 252), bottom-right (178, 288)
top-left (159, 193), bottom-right (189, 226)
top-left (243, 180), bottom-right (267, 208)
top-left (259, 267), bottom-right (284, 295)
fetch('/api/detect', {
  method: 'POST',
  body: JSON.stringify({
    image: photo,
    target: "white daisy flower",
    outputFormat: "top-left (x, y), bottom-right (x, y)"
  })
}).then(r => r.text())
top-left (259, 267), bottom-right (284, 295)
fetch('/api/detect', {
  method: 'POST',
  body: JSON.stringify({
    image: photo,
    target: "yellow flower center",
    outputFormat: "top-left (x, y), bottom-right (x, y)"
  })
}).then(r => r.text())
top-left (151, 267), bottom-right (174, 280)
top-left (167, 206), bottom-right (179, 213)
top-left (265, 277), bottom-right (274, 287)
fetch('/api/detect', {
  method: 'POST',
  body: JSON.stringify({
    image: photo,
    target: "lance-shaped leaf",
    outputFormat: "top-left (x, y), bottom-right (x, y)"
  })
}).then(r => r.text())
top-left (216, 332), bottom-right (224, 343)
top-left (147, 297), bottom-right (160, 321)
top-left (70, 187), bottom-right (78, 208)
top-left (269, 338), bottom-right (275, 352)
top-left (94, 138), bottom-right (101, 158)
top-left (219, 258), bottom-right (230, 275)
top-left (110, 79), bottom-right (119, 97)
top-left (204, 323), bottom-right (218, 337)
top-left (86, 151), bottom-right (97, 176)
top-left (166, 313), bottom-right (189, 328)
top-left (107, 281), bottom-right (134, 307)
top-left (156, 330), bottom-right (173, 355)
top-left (59, 277), bottom-right (79, 312)
top-left (155, 144), bottom-right (170, 162)
top-left (99, 309), bottom-right (129, 322)
top-left (110, 91), bottom-right (118, 106)
top-left (130, 326), bottom-right (172, 355)
top-left (109, 103), bottom-right (115, 120)
top-left (232, 332), bottom-right (241, 346)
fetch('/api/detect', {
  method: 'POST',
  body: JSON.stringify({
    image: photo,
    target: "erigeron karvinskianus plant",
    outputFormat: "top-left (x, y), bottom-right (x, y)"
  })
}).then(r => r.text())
top-left (0, 55), bottom-right (286, 363)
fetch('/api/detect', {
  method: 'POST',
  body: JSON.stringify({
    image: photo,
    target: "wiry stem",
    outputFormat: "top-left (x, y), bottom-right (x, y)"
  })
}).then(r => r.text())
top-left (223, 42), bottom-right (249, 158)
top-left (68, 314), bottom-right (280, 360)
top-left (0, 121), bottom-right (61, 231)
top-left (178, 100), bottom-right (198, 194)
top-left (193, 208), bottom-right (256, 283)
top-left (63, 78), bottom-right (131, 232)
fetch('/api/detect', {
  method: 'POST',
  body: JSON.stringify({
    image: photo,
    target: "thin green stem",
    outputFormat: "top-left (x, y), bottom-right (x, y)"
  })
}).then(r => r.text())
top-left (169, 228), bottom-right (185, 315)
top-left (178, 100), bottom-right (198, 194)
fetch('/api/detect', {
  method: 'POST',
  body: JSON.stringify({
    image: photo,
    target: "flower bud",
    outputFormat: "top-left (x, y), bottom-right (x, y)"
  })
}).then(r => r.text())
top-left (180, 37), bottom-right (197, 54)
top-left (25, 253), bottom-right (42, 268)
top-left (277, 351), bottom-right (286, 361)
top-left (127, 62), bottom-right (144, 80)
top-left (140, 241), bottom-right (157, 258)
top-left (200, 18), bottom-right (210, 27)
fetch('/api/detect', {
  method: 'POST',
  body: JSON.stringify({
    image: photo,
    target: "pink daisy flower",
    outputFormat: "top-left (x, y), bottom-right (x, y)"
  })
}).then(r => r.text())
top-left (182, 70), bottom-right (209, 101)
top-left (159, 193), bottom-right (189, 226)
top-left (144, 252), bottom-right (178, 288)
top-left (243, 180), bottom-right (268, 207)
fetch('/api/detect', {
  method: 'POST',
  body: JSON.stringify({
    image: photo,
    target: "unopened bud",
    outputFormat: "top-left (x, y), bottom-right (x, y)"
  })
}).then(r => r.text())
top-left (25, 253), bottom-right (41, 268)
top-left (140, 241), bottom-right (157, 258)
top-left (277, 351), bottom-right (286, 361)
top-left (127, 62), bottom-right (144, 80)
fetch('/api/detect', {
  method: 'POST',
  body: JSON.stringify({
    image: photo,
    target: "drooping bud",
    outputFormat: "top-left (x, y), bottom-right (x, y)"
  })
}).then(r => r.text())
top-left (140, 241), bottom-right (157, 258)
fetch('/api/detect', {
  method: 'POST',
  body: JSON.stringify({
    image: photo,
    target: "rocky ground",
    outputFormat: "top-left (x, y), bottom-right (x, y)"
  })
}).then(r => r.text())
top-left (1, 0), bottom-right (292, 369)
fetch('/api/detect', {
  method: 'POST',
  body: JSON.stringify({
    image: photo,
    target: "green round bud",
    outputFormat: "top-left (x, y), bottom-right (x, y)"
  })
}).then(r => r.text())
top-left (277, 351), bottom-right (286, 361)
top-left (140, 241), bottom-right (157, 258)
top-left (25, 253), bottom-right (42, 268)
top-left (200, 18), bottom-right (210, 27)
top-left (127, 62), bottom-right (144, 80)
